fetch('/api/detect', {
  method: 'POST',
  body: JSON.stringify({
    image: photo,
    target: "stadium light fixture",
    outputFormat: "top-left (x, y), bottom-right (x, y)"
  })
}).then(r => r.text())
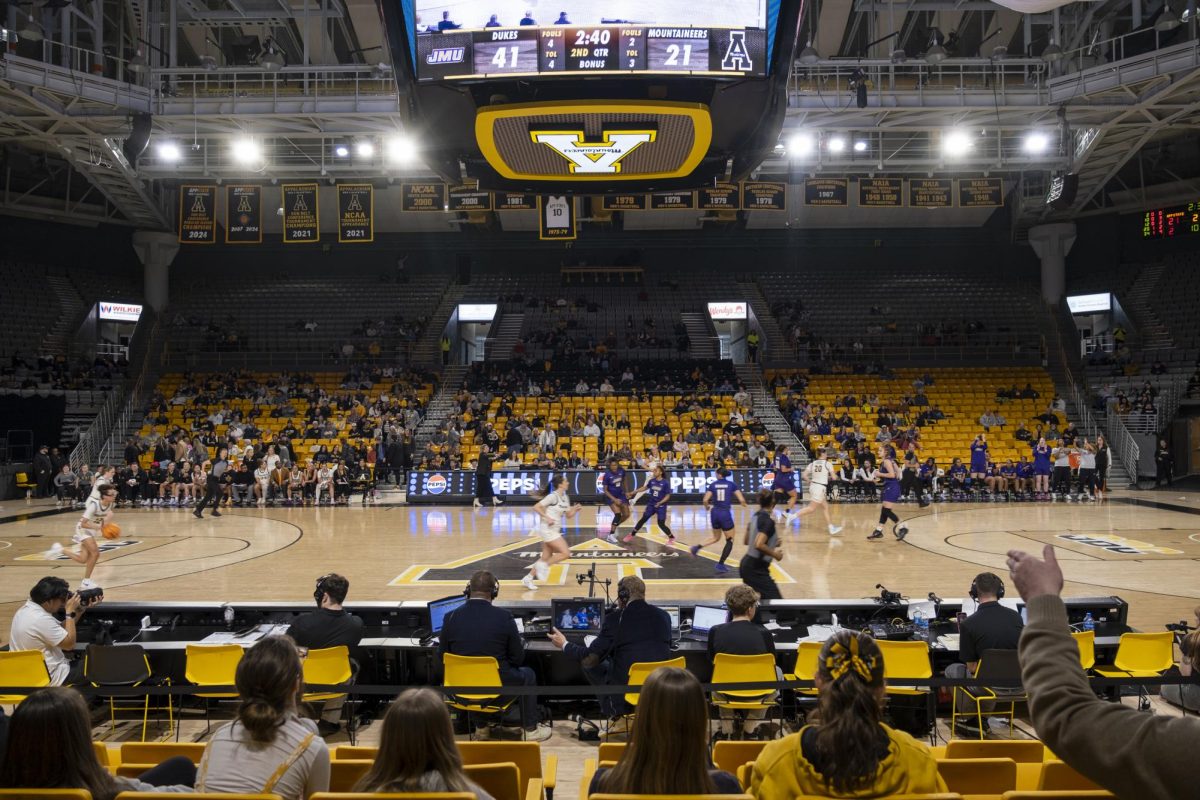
top-left (157, 142), bottom-right (182, 162)
top-left (260, 38), bottom-right (285, 71)
top-left (334, 142), bottom-right (350, 158)
top-left (386, 135), bottom-right (417, 163)
top-left (1156, 3), bottom-right (1183, 30)
top-left (1023, 132), bottom-right (1050, 154)
top-left (788, 134), bottom-right (814, 156)
top-left (853, 138), bottom-right (868, 153)
top-left (1041, 39), bottom-right (1064, 62)
top-left (355, 140), bottom-right (375, 158)
top-left (798, 39), bottom-right (820, 64)
top-left (827, 136), bottom-right (846, 153)
top-left (943, 129), bottom-right (973, 156)
top-left (128, 51), bottom-right (148, 73)
top-left (17, 16), bottom-right (43, 42)
top-left (925, 30), bottom-right (948, 64)
top-left (231, 138), bottom-right (261, 164)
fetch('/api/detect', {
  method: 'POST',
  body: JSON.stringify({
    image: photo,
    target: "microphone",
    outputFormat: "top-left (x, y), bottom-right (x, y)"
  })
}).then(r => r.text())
top-left (928, 592), bottom-right (943, 604)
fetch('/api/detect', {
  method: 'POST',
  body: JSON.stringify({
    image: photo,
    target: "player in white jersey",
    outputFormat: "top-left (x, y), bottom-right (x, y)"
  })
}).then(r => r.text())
top-left (523, 475), bottom-right (581, 592)
top-left (44, 483), bottom-right (117, 589)
top-left (797, 448), bottom-right (843, 535)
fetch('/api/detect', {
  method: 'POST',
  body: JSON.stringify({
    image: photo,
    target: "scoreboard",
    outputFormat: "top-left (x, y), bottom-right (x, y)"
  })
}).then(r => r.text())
top-left (417, 25), bottom-right (767, 80)
top-left (1142, 200), bottom-right (1200, 239)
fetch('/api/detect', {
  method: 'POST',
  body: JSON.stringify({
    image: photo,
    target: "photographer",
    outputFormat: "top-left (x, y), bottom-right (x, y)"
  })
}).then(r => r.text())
top-left (9, 576), bottom-right (98, 686)
top-left (1163, 607), bottom-right (1200, 713)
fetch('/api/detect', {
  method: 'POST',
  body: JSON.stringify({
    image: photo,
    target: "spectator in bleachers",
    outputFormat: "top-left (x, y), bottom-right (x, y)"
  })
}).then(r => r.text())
top-left (751, 630), bottom-right (945, 797)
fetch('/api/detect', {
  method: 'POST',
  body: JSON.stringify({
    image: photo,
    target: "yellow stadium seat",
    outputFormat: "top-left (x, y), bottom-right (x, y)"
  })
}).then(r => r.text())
top-left (182, 643), bottom-right (242, 738)
top-left (0, 649), bottom-right (51, 705)
top-left (1071, 631), bottom-right (1096, 671)
top-left (937, 757), bottom-right (1017, 795)
top-left (1038, 762), bottom-right (1103, 791)
top-left (443, 654), bottom-right (520, 735)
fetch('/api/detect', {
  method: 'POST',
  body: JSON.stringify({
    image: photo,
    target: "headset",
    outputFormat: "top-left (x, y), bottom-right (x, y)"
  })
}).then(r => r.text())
top-left (969, 572), bottom-right (1005, 600)
top-left (464, 571), bottom-right (500, 600)
top-left (314, 573), bottom-right (334, 605)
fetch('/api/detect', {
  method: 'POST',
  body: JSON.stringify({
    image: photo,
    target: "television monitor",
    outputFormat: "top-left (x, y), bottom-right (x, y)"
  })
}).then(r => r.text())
top-left (552, 597), bottom-right (606, 634)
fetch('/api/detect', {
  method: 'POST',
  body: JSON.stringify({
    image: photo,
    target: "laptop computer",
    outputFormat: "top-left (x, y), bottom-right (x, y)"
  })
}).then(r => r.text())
top-left (684, 605), bottom-right (727, 642)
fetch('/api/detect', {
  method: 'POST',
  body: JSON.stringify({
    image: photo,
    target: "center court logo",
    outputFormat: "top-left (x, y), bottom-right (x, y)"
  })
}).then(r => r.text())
top-left (1057, 533), bottom-right (1182, 555)
top-left (424, 474), bottom-right (447, 495)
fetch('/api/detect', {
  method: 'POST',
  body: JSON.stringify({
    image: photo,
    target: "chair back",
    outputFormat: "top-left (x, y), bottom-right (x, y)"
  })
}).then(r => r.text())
top-left (332, 745), bottom-right (378, 760)
top-left (464, 761), bottom-right (522, 800)
top-left (1112, 631), bottom-right (1174, 673)
top-left (1072, 631), bottom-right (1096, 670)
top-left (711, 653), bottom-right (777, 700)
top-left (624, 656), bottom-right (686, 706)
top-left (85, 644), bottom-right (152, 687)
top-left (94, 742), bottom-right (112, 769)
top-left (329, 759), bottom-right (373, 792)
top-left (1039, 761), bottom-right (1103, 791)
top-left (791, 641), bottom-right (821, 692)
top-left (711, 740), bottom-right (767, 777)
top-left (973, 649), bottom-right (1022, 683)
top-left (877, 639), bottom-right (933, 679)
top-left (0, 649), bottom-right (52, 703)
top-left (597, 742), bottom-right (627, 764)
top-left (442, 653), bottom-right (503, 701)
top-left (937, 757), bottom-right (1017, 795)
top-left (459, 741), bottom-right (546, 795)
top-left (303, 645), bottom-right (353, 685)
top-left (184, 643), bottom-right (243, 693)
top-left (944, 738), bottom-right (1044, 763)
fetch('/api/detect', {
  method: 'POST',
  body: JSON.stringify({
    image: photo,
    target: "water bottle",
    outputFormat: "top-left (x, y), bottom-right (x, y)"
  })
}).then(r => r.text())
top-left (912, 611), bottom-right (929, 641)
top-left (1082, 612), bottom-right (1095, 632)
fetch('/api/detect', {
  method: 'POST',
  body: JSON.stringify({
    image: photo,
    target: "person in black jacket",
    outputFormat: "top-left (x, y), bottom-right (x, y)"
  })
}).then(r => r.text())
top-left (285, 573), bottom-right (364, 737)
top-left (473, 445), bottom-right (500, 508)
top-left (438, 571), bottom-right (549, 741)
top-left (32, 445), bottom-right (53, 498)
top-left (548, 575), bottom-right (671, 719)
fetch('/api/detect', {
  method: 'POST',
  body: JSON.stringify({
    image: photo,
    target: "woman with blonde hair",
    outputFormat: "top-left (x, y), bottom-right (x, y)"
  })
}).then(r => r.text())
top-left (355, 688), bottom-right (492, 797)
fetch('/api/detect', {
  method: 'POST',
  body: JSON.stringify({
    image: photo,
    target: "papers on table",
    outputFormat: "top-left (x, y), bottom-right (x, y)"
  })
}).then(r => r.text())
top-left (198, 624), bottom-right (290, 645)
top-left (802, 624), bottom-right (839, 642)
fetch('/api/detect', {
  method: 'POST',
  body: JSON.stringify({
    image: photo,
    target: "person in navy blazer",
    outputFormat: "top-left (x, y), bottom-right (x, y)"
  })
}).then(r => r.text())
top-left (548, 575), bottom-right (672, 718)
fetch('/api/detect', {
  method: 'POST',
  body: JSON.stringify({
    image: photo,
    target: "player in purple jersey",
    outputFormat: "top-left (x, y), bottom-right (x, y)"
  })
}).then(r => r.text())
top-left (688, 467), bottom-right (749, 573)
top-left (601, 458), bottom-right (632, 544)
top-left (625, 465), bottom-right (673, 543)
top-left (771, 445), bottom-right (800, 523)
top-left (867, 444), bottom-right (909, 541)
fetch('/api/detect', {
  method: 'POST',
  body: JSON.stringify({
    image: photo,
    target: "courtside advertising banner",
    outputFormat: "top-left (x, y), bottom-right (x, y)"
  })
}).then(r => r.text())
top-left (407, 468), bottom-right (779, 503)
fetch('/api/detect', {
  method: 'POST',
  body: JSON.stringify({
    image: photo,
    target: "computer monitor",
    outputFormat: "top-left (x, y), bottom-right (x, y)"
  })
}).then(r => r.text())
top-left (552, 598), bottom-right (605, 634)
top-left (661, 606), bottom-right (681, 630)
top-left (428, 594), bottom-right (467, 635)
top-left (691, 605), bottom-right (727, 633)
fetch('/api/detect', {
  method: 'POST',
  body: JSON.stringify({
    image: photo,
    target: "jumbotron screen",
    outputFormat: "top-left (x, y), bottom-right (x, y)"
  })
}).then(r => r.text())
top-left (409, 0), bottom-right (771, 80)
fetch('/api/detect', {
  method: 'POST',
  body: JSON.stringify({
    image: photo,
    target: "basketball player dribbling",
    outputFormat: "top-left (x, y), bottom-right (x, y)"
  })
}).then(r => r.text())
top-left (523, 475), bottom-right (582, 591)
top-left (44, 482), bottom-right (118, 589)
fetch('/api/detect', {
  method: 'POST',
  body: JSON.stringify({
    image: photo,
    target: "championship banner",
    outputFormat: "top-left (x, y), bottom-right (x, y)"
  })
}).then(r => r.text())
top-left (858, 178), bottom-right (903, 208)
top-left (908, 178), bottom-right (953, 208)
top-left (649, 191), bottom-right (696, 210)
top-left (281, 183), bottom-right (320, 243)
top-left (401, 182), bottom-right (447, 211)
top-left (538, 194), bottom-right (576, 241)
top-left (958, 178), bottom-right (1005, 208)
top-left (337, 183), bottom-right (374, 243)
top-left (698, 183), bottom-right (739, 209)
top-left (224, 185), bottom-right (261, 244)
top-left (448, 184), bottom-right (493, 211)
top-left (740, 181), bottom-right (786, 211)
top-left (495, 192), bottom-right (535, 210)
top-left (602, 194), bottom-right (648, 211)
top-left (178, 185), bottom-right (216, 244)
top-left (804, 178), bottom-right (848, 206)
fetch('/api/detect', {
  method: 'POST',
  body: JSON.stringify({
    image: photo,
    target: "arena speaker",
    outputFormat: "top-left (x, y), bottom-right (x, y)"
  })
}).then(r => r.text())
top-left (1046, 173), bottom-right (1079, 211)
top-left (456, 254), bottom-right (472, 285)
top-left (121, 112), bottom-right (153, 168)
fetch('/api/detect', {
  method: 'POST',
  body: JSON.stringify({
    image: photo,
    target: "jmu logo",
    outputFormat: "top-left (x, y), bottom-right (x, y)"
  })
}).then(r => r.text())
top-left (531, 130), bottom-right (656, 174)
top-left (427, 47), bottom-right (465, 64)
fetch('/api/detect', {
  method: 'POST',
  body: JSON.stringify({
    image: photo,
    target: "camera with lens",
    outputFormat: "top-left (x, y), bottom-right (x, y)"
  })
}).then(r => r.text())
top-left (75, 586), bottom-right (104, 606)
top-left (1166, 621), bottom-right (1194, 633)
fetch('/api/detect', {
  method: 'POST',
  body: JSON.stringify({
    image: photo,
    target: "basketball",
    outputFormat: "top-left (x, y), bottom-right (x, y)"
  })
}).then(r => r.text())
top-left (101, 523), bottom-right (121, 540)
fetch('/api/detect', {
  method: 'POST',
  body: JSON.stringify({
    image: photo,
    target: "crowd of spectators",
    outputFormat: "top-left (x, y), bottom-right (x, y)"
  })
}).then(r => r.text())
top-left (172, 310), bottom-right (428, 361)
top-left (0, 353), bottom-right (126, 391)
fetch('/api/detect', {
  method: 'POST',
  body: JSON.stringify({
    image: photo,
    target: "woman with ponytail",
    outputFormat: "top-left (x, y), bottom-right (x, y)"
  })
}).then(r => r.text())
top-left (750, 631), bottom-right (944, 798)
top-left (195, 636), bottom-right (330, 798)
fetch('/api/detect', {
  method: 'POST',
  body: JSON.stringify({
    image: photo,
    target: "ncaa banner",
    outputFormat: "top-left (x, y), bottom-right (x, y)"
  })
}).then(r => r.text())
top-left (224, 185), bottom-right (261, 244)
top-left (401, 182), bottom-right (446, 211)
top-left (178, 185), bottom-right (216, 244)
top-left (337, 183), bottom-right (374, 243)
top-left (538, 194), bottom-right (576, 241)
top-left (741, 181), bottom-right (786, 211)
top-left (282, 183), bottom-right (320, 243)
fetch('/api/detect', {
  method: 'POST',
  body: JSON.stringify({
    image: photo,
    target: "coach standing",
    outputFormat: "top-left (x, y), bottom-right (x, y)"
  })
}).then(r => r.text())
top-left (194, 446), bottom-right (228, 519)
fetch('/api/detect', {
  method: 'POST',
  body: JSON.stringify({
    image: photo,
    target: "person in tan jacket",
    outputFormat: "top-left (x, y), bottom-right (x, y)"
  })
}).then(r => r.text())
top-left (1008, 545), bottom-right (1196, 800)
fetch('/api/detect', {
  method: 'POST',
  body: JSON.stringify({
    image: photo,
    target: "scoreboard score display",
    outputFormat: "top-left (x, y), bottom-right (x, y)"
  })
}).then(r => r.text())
top-left (412, 1), bottom-right (770, 80)
top-left (1142, 199), bottom-right (1200, 239)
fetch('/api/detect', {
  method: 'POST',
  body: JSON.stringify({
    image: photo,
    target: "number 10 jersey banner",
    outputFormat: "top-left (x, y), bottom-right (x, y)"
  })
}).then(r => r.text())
top-left (407, 467), bottom-right (780, 504)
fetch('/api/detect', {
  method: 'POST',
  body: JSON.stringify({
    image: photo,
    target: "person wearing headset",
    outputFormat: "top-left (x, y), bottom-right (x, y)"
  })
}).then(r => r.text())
top-left (284, 573), bottom-right (364, 737)
top-left (438, 570), bottom-right (549, 741)
top-left (947, 572), bottom-right (1024, 738)
top-left (547, 575), bottom-right (671, 722)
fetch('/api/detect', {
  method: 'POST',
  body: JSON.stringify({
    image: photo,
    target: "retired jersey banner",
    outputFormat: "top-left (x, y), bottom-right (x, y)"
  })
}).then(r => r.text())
top-left (698, 183), bottom-right (739, 210)
top-left (401, 182), bottom-right (446, 211)
top-left (602, 194), bottom-right (648, 211)
top-left (448, 185), bottom-right (492, 212)
top-left (741, 181), bottom-right (786, 211)
top-left (909, 178), bottom-right (953, 208)
top-left (282, 183), bottom-right (319, 243)
top-left (804, 178), bottom-right (848, 207)
top-left (649, 191), bottom-right (696, 210)
top-left (958, 178), bottom-right (1005, 208)
top-left (224, 185), bottom-right (262, 244)
top-left (496, 192), bottom-right (535, 210)
top-left (858, 178), bottom-right (903, 208)
top-left (178, 185), bottom-right (216, 244)
top-left (538, 195), bottom-right (576, 241)
top-left (337, 184), bottom-right (374, 243)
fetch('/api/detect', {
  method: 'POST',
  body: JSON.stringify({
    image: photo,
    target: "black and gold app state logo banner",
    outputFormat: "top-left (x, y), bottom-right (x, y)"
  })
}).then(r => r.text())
top-left (282, 183), bottom-right (320, 243)
top-left (538, 194), bottom-right (576, 241)
top-left (224, 185), bottom-right (262, 244)
top-left (698, 183), bottom-right (739, 210)
top-left (337, 184), bottom-right (374, 243)
top-left (650, 191), bottom-right (695, 210)
top-left (741, 181), bottom-right (786, 211)
top-left (448, 184), bottom-right (493, 211)
top-left (804, 178), bottom-right (848, 206)
top-left (178, 185), bottom-right (216, 244)
top-left (602, 194), bottom-right (648, 211)
top-left (495, 192), bottom-right (535, 210)
top-left (858, 178), bottom-right (903, 207)
top-left (909, 178), bottom-right (953, 208)
top-left (401, 182), bottom-right (447, 211)
top-left (958, 178), bottom-right (1004, 208)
